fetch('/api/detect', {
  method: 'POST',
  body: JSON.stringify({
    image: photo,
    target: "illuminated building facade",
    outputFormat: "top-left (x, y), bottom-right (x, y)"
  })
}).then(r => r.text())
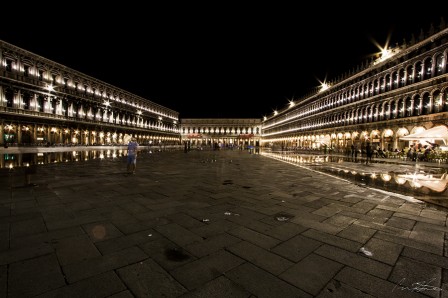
top-left (3, 22), bottom-right (447, 153)
top-left (261, 23), bottom-right (448, 153)
top-left (180, 118), bottom-right (261, 148)
top-left (0, 40), bottom-right (180, 147)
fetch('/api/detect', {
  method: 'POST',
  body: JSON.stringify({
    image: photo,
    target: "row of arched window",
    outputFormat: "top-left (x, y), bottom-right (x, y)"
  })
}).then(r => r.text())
top-left (263, 43), bottom-right (448, 137)
top-left (182, 126), bottom-right (260, 135)
top-left (1, 44), bottom-right (178, 121)
top-left (1, 88), bottom-right (178, 133)
top-left (264, 88), bottom-right (447, 137)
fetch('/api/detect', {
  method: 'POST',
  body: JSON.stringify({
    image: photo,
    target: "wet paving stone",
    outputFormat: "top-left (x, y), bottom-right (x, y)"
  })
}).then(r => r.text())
top-left (164, 248), bottom-right (191, 262)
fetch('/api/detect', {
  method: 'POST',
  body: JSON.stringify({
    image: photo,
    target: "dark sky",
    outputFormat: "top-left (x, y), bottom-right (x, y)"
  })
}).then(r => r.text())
top-left (0, 5), bottom-right (445, 119)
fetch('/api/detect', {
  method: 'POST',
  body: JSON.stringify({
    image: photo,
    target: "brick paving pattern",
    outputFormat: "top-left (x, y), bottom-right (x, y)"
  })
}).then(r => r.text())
top-left (0, 149), bottom-right (447, 297)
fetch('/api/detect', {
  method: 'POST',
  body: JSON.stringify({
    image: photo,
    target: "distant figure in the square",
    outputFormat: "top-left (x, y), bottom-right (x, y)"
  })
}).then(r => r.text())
top-left (22, 153), bottom-right (38, 187)
top-left (127, 137), bottom-right (139, 174)
top-left (366, 141), bottom-right (373, 164)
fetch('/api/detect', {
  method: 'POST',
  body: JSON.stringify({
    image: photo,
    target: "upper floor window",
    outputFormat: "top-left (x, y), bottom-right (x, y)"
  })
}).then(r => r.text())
top-left (5, 59), bottom-right (12, 72)
top-left (435, 54), bottom-right (444, 76)
top-left (406, 65), bottom-right (414, 84)
top-left (415, 63), bottom-right (422, 82)
top-left (24, 65), bottom-right (30, 77)
top-left (393, 72), bottom-right (399, 89)
top-left (424, 58), bottom-right (433, 78)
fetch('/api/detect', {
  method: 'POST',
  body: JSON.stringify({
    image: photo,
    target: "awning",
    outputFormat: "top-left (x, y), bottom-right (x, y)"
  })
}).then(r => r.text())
top-left (399, 125), bottom-right (448, 145)
top-left (187, 134), bottom-right (202, 138)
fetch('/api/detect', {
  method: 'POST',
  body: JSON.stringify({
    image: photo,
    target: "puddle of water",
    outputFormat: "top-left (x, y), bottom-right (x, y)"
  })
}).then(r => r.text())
top-left (0, 148), bottom-right (156, 170)
top-left (274, 212), bottom-right (295, 222)
top-left (263, 152), bottom-right (448, 209)
top-left (164, 248), bottom-right (190, 262)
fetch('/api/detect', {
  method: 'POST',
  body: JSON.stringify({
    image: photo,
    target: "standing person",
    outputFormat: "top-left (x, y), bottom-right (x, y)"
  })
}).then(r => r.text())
top-left (22, 153), bottom-right (38, 187)
top-left (365, 141), bottom-right (373, 164)
top-left (127, 137), bottom-right (139, 174)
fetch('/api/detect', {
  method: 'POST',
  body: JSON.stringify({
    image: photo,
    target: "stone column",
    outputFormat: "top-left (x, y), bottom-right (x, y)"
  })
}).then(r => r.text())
top-left (428, 95), bottom-right (433, 114)
top-left (17, 124), bottom-right (22, 144)
top-left (45, 126), bottom-right (50, 145)
top-left (0, 120), bottom-right (4, 146)
top-left (32, 125), bottom-right (37, 144)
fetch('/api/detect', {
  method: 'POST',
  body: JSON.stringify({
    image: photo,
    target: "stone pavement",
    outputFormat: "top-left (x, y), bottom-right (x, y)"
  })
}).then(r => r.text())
top-left (0, 148), bottom-right (447, 297)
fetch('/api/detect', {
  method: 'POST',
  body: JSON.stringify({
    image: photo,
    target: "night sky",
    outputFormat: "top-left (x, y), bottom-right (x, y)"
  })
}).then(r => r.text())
top-left (0, 5), bottom-right (445, 119)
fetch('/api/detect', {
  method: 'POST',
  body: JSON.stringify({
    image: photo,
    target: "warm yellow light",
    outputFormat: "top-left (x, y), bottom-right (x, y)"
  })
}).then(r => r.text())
top-left (383, 129), bottom-right (393, 137)
top-left (381, 174), bottom-right (392, 181)
top-left (320, 82), bottom-right (330, 92)
top-left (380, 48), bottom-right (392, 60)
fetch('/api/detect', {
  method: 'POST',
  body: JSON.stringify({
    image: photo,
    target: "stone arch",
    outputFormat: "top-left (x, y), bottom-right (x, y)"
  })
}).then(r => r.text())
top-left (422, 91), bottom-right (431, 115)
top-left (431, 89), bottom-right (443, 113)
top-left (412, 93), bottom-right (422, 116)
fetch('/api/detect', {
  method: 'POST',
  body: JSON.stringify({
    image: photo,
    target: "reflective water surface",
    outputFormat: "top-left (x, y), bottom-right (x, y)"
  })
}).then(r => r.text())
top-left (0, 146), bottom-right (172, 170)
top-left (1, 149), bottom-right (130, 169)
top-left (1, 148), bottom-right (447, 208)
top-left (262, 151), bottom-right (448, 208)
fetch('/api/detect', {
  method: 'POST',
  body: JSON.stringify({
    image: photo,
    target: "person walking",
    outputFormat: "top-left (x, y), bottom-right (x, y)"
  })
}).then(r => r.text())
top-left (354, 144), bottom-right (359, 161)
top-left (365, 141), bottom-right (373, 165)
top-left (127, 137), bottom-right (139, 174)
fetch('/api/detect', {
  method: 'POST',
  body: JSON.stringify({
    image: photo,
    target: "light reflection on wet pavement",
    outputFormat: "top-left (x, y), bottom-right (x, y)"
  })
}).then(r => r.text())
top-left (0, 146), bottom-right (172, 169)
top-left (262, 151), bottom-right (448, 209)
top-left (1, 147), bottom-right (447, 209)
top-left (2, 147), bottom-right (448, 297)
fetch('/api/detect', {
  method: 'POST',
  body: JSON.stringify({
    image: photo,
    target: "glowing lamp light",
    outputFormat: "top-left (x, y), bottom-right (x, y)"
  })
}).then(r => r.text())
top-left (320, 82), bottom-right (330, 92)
top-left (47, 84), bottom-right (55, 92)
